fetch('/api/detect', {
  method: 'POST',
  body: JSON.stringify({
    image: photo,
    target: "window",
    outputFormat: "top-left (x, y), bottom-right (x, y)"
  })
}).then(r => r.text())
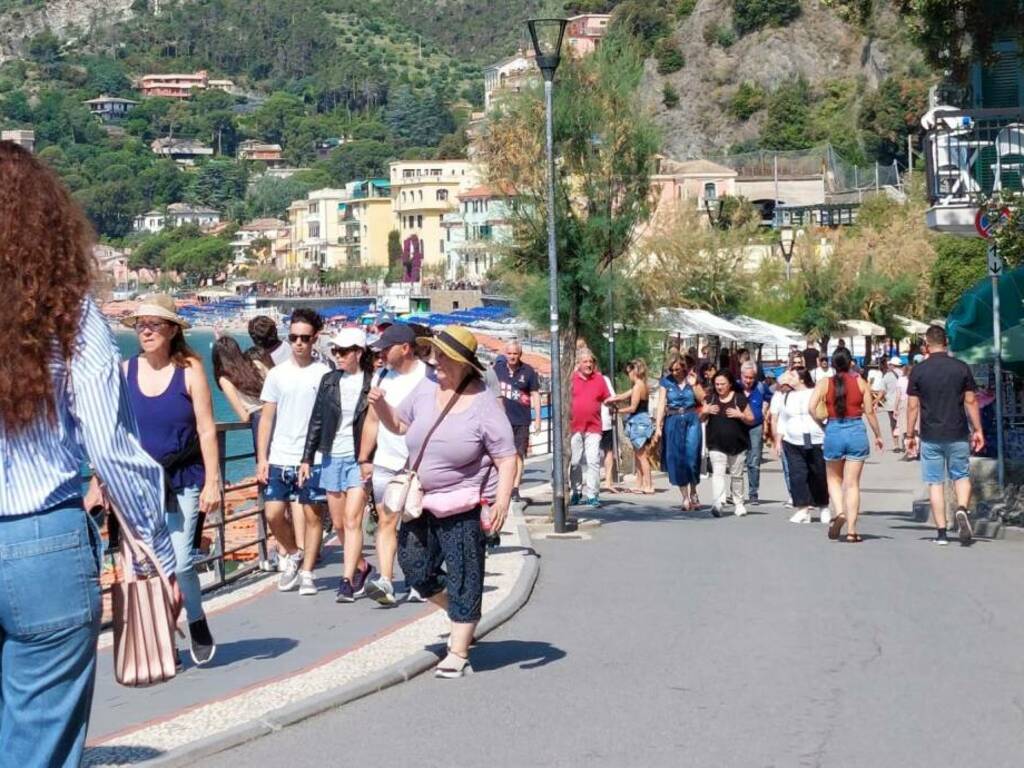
top-left (309, 202), bottom-right (319, 214)
top-left (437, 189), bottom-right (448, 201)
top-left (703, 182), bottom-right (717, 201)
top-left (402, 191), bottom-right (407, 201)
top-left (440, 239), bottom-right (444, 254)
top-left (418, 190), bottom-right (423, 201)
top-left (308, 222), bottom-right (320, 239)
top-left (417, 215), bottom-right (423, 228)
top-left (452, 300), bottom-right (460, 309)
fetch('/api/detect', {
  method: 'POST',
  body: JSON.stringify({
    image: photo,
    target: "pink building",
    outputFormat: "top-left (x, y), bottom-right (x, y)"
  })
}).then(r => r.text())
top-left (565, 14), bottom-right (611, 57)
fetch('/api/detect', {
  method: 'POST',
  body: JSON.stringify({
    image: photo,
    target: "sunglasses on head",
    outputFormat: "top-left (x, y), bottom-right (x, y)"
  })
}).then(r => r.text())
top-left (288, 333), bottom-right (313, 344)
top-left (331, 345), bottom-right (360, 356)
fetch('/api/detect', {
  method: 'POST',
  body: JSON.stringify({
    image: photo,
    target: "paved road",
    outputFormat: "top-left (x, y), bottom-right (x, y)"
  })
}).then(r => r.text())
top-left (199, 452), bottom-right (1024, 768)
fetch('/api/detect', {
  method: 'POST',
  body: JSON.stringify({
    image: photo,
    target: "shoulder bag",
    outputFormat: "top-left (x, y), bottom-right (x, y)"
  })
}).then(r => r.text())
top-left (102, 484), bottom-right (183, 687)
top-left (382, 375), bottom-right (471, 522)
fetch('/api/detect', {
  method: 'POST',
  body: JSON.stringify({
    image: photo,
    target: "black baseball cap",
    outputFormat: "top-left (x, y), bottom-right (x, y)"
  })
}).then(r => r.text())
top-left (369, 323), bottom-right (417, 351)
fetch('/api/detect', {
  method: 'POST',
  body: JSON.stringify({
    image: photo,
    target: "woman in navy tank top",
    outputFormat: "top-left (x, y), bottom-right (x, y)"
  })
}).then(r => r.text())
top-left (123, 295), bottom-right (221, 666)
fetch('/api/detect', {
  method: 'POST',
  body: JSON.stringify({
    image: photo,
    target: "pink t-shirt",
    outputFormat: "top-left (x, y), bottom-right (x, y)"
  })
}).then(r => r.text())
top-left (398, 378), bottom-right (515, 501)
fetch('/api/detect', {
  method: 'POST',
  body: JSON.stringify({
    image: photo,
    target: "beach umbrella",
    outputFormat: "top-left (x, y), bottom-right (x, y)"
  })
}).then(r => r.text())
top-left (947, 265), bottom-right (1024, 375)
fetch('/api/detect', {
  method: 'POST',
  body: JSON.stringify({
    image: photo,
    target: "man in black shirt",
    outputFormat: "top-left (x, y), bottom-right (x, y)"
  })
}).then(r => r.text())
top-left (493, 340), bottom-right (541, 503)
top-left (906, 325), bottom-right (985, 545)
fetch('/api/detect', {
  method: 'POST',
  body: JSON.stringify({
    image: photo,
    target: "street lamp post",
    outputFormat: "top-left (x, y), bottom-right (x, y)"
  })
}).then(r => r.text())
top-left (528, 18), bottom-right (570, 533)
top-left (778, 223), bottom-right (796, 281)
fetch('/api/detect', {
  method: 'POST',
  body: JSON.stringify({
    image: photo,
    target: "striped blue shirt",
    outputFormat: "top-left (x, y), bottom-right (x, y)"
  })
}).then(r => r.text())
top-left (0, 296), bottom-right (175, 574)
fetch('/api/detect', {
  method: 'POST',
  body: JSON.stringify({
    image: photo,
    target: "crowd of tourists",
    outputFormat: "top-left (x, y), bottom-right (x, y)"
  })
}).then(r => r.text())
top-left (0, 139), bottom-right (989, 768)
top-left (568, 329), bottom-right (984, 547)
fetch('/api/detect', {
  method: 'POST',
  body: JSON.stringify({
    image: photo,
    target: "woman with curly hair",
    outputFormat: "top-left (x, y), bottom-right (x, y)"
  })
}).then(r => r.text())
top-left (0, 141), bottom-right (179, 765)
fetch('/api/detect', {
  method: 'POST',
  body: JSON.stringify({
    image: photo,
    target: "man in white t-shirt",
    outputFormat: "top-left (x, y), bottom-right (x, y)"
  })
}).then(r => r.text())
top-left (257, 308), bottom-right (331, 595)
top-left (357, 324), bottom-right (427, 606)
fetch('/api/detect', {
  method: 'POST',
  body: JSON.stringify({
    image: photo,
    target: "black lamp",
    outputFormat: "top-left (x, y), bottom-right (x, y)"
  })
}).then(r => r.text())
top-left (527, 18), bottom-right (568, 80)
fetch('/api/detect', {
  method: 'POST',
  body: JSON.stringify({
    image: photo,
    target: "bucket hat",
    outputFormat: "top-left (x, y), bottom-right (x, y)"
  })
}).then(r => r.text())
top-left (427, 326), bottom-right (485, 372)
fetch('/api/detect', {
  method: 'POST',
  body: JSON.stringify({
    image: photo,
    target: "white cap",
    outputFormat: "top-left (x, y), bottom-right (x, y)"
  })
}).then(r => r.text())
top-left (330, 327), bottom-right (367, 349)
top-left (889, 357), bottom-right (904, 367)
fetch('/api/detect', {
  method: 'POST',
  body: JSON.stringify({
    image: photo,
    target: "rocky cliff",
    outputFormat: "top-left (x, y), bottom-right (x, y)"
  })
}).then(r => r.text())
top-left (0, 0), bottom-right (136, 62)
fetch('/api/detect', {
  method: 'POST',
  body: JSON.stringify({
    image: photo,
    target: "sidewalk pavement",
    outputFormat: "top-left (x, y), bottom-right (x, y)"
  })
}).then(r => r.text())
top-left (84, 498), bottom-right (540, 767)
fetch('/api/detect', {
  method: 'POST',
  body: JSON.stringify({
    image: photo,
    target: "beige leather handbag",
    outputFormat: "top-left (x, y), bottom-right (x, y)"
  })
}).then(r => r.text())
top-left (107, 498), bottom-right (182, 687)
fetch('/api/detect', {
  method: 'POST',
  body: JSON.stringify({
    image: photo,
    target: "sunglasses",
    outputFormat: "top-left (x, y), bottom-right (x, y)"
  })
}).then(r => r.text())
top-left (288, 334), bottom-right (313, 344)
top-left (330, 345), bottom-right (361, 356)
top-left (135, 320), bottom-right (171, 333)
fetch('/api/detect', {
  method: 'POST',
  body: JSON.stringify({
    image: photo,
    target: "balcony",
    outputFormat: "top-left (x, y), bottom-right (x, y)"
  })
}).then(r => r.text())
top-left (923, 107), bottom-right (1024, 235)
top-left (338, 235), bottom-right (360, 245)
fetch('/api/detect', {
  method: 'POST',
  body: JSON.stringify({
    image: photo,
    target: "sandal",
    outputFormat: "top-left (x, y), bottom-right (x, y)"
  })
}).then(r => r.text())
top-left (845, 533), bottom-right (863, 543)
top-left (435, 651), bottom-right (472, 679)
top-left (828, 513), bottom-right (847, 541)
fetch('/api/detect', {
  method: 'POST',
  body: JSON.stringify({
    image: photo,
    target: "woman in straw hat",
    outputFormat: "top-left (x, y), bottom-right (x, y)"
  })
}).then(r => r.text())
top-left (369, 326), bottom-right (516, 678)
top-left (122, 294), bottom-right (221, 666)
top-left (0, 140), bottom-right (179, 765)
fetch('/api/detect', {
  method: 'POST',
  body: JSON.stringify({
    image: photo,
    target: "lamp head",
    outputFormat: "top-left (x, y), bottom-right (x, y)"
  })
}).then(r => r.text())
top-left (527, 18), bottom-right (568, 79)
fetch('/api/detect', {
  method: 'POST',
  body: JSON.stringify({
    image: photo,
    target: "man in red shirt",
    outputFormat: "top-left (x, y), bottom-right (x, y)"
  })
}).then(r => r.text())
top-left (569, 349), bottom-right (610, 507)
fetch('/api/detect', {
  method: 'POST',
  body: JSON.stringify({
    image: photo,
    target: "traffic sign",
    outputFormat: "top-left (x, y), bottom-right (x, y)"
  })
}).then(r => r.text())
top-left (976, 206), bottom-right (1012, 239)
top-left (988, 244), bottom-right (1003, 275)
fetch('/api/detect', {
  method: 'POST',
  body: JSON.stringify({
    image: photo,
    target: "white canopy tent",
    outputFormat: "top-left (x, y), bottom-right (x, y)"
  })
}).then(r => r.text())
top-left (727, 315), bottom-right (805, 348)
top-left (655, 308), bottom-right (745, 341)
top-left (838, 319), bottom-right (886, 337)
top-left (894, 314), bottom-right (930, 336)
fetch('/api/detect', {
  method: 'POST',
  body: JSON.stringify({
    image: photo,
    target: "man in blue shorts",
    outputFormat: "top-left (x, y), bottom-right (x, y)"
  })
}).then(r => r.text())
top-left (257, 308), bottom-right (331, 592)
top-left (905, 325), bottom-right (985, 546)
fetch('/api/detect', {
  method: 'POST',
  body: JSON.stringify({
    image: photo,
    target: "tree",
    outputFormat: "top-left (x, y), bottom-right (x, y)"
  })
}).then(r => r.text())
top-left (860, 77), bottom-right (930, 164)
top-left (320, 140), bottom-right (394, 185)
top-left (654, 39), bottom-right (685, 74)
top-left (761, 78), bottom-right (813, 150)
top-left (482, 29), bottom-right (660, 433)
top-left (186, 159), bottom-right (248, 211)
top-left (384, 86), bottom-right (455, 147)
top-left (733, 0), bottom-right (802, 36)
top-left (137, 160), bottom-right (186, 208)
top-left (164, 236), bottom-right (233, 281)
top-left (386, 229), bottom-right (404, 283)
top-left (930, 236), bottom-right (988, 315)
top-left (246, 174), bottom-right (317, 218)
top-left (248, 93), bottom-right (306, 144)
top-left (75, 181), bottom-right (143, 239)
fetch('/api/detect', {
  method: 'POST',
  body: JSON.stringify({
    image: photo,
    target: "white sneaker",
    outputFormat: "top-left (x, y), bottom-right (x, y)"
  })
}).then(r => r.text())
top-left (734, 502), bottom-right (748, 517)
top-left (789, 508), bottom-right (812, 524)
top-left (819, 508), bottom-right (831, 525)
top-left (278, 556), bottom-right (300, 591)
top-left (784, 498), bottom-right (794, 509)
top-left (406, 586), bottom-right (426, 603)
top-left (298, 570), bottom-right (317, 596)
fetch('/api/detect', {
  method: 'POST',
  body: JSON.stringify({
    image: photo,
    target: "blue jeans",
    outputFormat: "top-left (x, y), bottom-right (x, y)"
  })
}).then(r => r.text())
top-left (921, 440), bottom-right (971, 485)
top-left (0, 501), bottom-right (101, 768)
top-left (168, 486), bottom-right (204, 623)
top-left (823, 418), bottom-right (870, 461)
top-left (746, 424), bottom-right (763, 497)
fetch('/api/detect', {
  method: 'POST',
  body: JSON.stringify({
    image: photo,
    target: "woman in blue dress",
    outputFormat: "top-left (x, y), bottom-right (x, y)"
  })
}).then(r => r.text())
top-left (655, 355), bottom-right (706, 510)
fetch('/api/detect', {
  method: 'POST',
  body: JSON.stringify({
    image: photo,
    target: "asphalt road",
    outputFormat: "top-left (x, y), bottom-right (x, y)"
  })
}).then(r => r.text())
top-left (199, 452), bottom-right (1024, 768)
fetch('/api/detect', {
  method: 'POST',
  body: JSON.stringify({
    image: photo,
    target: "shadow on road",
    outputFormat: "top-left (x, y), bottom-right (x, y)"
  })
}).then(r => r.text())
top-left (188, 636), bottom-right (300, 670)
top-left (84, 745), bottom-right (162, 765)
top-left (465, 639), bottom-right (567, 672)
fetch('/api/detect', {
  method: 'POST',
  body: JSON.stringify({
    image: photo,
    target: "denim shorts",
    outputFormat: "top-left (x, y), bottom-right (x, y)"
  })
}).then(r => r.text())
top-left (921, 440), bottom-right (971, 485)
top-left (265, 464), bottom-right (326, 504)
top-left (320, 454), bottom-right (364, 493)
top-left (823, 418), bottom-right (869, 461)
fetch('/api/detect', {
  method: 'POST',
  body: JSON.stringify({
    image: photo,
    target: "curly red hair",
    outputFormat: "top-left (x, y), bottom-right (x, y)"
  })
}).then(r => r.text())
top-left (0, 141), bottom-right (94, 434)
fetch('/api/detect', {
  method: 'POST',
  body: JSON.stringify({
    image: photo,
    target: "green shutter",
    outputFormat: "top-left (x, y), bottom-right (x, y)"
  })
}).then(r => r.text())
top-left (981, 47), bottom-right (1021, 108)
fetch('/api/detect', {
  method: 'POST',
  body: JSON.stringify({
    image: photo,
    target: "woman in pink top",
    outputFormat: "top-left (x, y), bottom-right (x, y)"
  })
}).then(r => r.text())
top-left (369, 326), bottom-right (516, 679)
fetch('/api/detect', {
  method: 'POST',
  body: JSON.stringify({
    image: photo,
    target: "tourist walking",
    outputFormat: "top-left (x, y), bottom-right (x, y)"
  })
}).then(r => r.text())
top-left (302, 327), bottom-right (374, 602)
top-left (248, 315), bottom-right (291, 367)
top-left (809, 348), bottom-right (885, 543)
top-left (256, 308), bottom-right (331, 595)
top-left (493, 340), bottom-right (541, 503)
top-left (702, 371), bottom-right (755, 516)
top-left (213, 335), bottom-right (267, 451)
top-left (600, 369), bottom-right (617, 493)
top-left (811, 354), bottom-right (834, 383)
top-left (881, 357), bottom-right (902, 450)
top-left (0, 140), bottom-right (180, 768)
top-left (773, 369), bottom-right (830, 524)
top-left (123, 294), bottom-right (220, 666)
top-left (569, 350), bottom-right (611, 507)
top-left (905, 325), bottom-right (985, 545)
top-left (894, 359), bottom-right (911, 454)
top-left (738, 361), bottom-right (771, 504)
top-left (655, 355), bottom-right (705, 510)
top-left (358, 324), bottom-right (428, 606)
top-left (368, 326), bottom-right (516, 678)
top-left (606, 359), bottom-right (656, 494)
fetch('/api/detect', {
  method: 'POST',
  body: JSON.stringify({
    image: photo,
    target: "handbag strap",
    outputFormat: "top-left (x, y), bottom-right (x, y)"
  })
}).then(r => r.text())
top-left (409, 375), bottom-right (472, 473)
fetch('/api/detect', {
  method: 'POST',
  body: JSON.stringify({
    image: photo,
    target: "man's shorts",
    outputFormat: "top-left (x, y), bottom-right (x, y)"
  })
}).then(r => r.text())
top-left (265, 464), bottom-right (327, 504)
top-left (320, 455), bottom-right (364, 493)
top-left (920, 440), bottom-right (971, 485)
top-left (511, 424), bottom-right (530, 458)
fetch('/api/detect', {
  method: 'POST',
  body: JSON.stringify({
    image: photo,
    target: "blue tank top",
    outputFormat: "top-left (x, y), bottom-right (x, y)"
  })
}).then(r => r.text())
top-left (126, 356), bottom-right (205, 491)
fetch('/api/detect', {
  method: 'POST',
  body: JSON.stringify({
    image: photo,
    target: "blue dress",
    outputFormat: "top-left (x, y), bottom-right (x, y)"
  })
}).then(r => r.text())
top-left (660, 376), bottom-right (702, 487)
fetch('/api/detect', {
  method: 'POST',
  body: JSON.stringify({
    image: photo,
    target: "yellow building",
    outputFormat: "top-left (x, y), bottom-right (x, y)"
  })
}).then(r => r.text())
top-left (390, 160), bottom-right (477, 268)
top-left (285, 189), bottom-right (348, 275)
top-left (339, 180), bottom-right (393, 267)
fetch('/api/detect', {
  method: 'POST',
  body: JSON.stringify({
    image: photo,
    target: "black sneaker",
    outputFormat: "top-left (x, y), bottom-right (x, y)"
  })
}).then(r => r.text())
top-left (188, 618), bottom-right (217, 667)
top-left (747, 494), bottom-right (759, 506)
top-left (335, 577), bottom-right (355, 603)
top-left (352, 561), bottom-right (373, 598)
top-left (955, 508), bottom-right (973, 545)
top-left (933, 530), bottom-right (949, 546)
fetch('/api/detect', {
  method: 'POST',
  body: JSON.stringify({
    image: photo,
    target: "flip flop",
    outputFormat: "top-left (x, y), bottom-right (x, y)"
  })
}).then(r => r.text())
top-left (845, 533), bottom-right (863, 543)
top-left (828, 513), bottom-right (847, 541)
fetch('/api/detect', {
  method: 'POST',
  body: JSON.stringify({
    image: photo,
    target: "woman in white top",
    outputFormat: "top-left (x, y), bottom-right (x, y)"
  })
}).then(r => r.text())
top-left (772, 369), bottom-right (829, 524)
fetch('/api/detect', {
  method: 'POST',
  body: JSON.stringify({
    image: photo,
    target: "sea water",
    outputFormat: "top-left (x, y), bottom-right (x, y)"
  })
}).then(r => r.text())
top-left (115, 328), bottom-right (256, 484)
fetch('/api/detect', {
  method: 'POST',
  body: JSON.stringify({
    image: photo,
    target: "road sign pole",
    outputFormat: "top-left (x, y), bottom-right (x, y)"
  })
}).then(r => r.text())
top-left (989, 242), bottom-right (1006, 489)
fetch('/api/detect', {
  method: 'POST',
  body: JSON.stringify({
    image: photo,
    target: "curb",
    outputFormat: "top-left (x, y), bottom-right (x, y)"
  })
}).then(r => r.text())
top-left (140, 517), bottom-right (540, 767)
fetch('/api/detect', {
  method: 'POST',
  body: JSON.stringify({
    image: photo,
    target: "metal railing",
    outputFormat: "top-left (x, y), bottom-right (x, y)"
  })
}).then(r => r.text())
top-left (924, 107), bottom-right (1024, 205)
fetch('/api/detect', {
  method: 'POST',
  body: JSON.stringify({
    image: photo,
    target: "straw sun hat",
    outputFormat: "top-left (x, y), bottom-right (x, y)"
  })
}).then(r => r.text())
top-left (426, 326), bottom-right (485, 372)
top-left (121, 294), bottom-right (190, 329)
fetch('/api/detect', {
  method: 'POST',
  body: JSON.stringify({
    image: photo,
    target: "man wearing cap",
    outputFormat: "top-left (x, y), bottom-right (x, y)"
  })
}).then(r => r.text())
top-left (257, 308), bottom-right (331, 596)
top-left (569, 349), bottom-right (610, 508)
top-left (357, 324), bottom-right (427, 606)
top-left (493, 340), bottom-right (542, 503)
